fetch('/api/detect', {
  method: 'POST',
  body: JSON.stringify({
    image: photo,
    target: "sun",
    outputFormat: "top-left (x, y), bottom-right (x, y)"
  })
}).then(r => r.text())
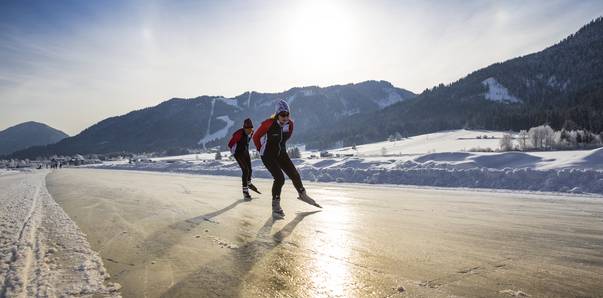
top-left (284, 0), bottom-right (358, 69)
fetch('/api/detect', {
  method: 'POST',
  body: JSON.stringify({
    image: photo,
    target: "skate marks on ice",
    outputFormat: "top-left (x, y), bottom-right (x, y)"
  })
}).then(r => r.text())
top-left (141, 198), bottom-right (249, 258)
top-left (0, 171), bottom-right (120, 297)
top-left (161, 208), bottom-right (412, 297)
top-left (128, 198), bottom-right (254, 297)
top-left (159, 211), bottom-right (320, 297)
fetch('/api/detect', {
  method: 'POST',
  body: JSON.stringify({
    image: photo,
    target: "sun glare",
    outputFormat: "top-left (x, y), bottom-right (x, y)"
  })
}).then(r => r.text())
top-left (284, 0), bottom-right (358, 70)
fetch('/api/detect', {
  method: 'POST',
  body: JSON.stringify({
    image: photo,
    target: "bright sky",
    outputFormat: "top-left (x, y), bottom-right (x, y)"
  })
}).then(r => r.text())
top-left (1, 0), bottom-right (602, 135)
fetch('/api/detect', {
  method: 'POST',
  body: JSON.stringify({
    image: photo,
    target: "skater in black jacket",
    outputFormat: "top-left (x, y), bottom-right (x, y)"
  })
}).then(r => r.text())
top-left (253, 99), bottom-right (321, 219)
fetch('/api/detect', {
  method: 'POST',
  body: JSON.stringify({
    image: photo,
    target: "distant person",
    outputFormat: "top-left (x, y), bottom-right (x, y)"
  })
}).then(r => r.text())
top-left (228, 118), bottom-right (261, 201)
top-left (253, 99), bottom-right (321, 219)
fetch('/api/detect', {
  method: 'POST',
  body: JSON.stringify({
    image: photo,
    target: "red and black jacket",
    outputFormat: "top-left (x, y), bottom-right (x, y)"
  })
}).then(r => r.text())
top-left (252, 118), bottom-right (294, 157)
top-left (228, 128), bottom-right (252, 156)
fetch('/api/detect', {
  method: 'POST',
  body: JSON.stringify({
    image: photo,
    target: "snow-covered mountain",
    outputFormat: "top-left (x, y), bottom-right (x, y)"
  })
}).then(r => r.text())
top-left (8, 81), bottom-right (415, 158)
top-left (0, 121), bottom-right (68, 156)
top-left (9, 17), bottom-right (603, 157)
top-left (306, 17), bottom-right (603, 149)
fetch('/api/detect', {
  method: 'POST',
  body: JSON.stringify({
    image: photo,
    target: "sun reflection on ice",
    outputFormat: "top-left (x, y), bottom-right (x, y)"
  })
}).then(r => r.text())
top-left (306, 189), bottom-right (357, 297)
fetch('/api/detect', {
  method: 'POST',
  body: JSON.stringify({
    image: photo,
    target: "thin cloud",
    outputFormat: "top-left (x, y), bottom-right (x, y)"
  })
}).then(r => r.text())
top-left (1, 0), bottom-right (602, 134)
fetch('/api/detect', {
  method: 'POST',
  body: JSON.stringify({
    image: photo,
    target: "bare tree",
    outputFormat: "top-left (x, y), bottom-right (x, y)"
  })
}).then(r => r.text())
top-left (499, 133), bottom-right (513, 151)
top-left (518, 130), bottom-right (528, 150)
top-left (528, 125), bottom-right (554, 150)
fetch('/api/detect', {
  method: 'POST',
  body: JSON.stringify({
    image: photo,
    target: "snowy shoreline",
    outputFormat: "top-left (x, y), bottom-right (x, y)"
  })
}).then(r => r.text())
top-left (87, 152), bottom-right (603, 196)
top-left (80, 129), bottom-right (603, 196)
top-left (0, 170), bottom-right (120, 297)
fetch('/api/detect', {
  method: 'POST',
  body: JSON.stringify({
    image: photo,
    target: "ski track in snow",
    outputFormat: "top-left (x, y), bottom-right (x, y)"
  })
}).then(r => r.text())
top-left (0, 170), bottom-right (120, 297)
top-left (197, 97), bottom-right (236, 147)
top-left (198, 98), bottom-right (217, 147)
top-left (198, 115), bottom-right (234, 147)
top-left (217, 97), bottom-right (238, 107)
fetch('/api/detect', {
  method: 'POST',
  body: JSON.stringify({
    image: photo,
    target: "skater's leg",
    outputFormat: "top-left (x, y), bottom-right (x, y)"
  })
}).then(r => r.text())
top-left (244, 152), bottom-right (252, 185)
top-left (245, 153), bottom-right (261, 194)
top-left (278, 153), bottom-right (321, 208)
top-left (261, 156), bottom-right (285, 198)
top-left (277, 153), bottom-right (305, 193)
top-left (235, 155), bottom-right (252, 200)
top-left (261, 155), bottom-right (285, 218)
top-left (234, 155), bottom-right (249, 188)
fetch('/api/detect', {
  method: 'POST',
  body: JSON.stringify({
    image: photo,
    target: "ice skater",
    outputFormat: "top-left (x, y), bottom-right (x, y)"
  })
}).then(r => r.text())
top-left (228, 118), bottom-right (261, 200)
top-left (252, 99), bottom-right (321, 219)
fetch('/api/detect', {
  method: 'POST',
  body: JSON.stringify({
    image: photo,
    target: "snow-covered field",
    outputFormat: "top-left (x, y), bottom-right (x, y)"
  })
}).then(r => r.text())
top-left (0, 170), bottom-right (120, 297)
top-left (331, 129), bottom-right (507, 155)
top-left (0, 169), bottom-right (19, 176)
top-left (88, 130), bottom-right (603, 195)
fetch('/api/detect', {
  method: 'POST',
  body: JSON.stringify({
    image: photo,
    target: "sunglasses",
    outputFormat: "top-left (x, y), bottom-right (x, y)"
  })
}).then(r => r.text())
top-left (278, 112), bottom-right (290, 117)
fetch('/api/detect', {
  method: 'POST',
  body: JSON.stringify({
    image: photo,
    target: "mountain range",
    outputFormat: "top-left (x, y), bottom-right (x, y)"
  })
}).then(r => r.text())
top-left (7, 81), bottom-right (414, 158)
top-left (5, 17), bottom-right (603, 159)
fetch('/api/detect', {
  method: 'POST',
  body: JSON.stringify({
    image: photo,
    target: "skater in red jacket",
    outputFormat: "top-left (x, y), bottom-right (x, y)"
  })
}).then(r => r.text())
top-left (228, 118), bottom-right (261, 200)
top-left (252, 99), bottom-right (321, 219)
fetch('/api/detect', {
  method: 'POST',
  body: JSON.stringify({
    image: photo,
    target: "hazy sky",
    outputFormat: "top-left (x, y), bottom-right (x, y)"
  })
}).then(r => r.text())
top-left (1, 0), bottom-right (602, 135)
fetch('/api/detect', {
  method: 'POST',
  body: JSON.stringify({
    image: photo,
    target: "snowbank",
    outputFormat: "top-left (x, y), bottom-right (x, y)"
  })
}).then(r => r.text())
top-left (89, 148), bottom-right (603, 196)
top-left (87, 130), bottom-right (603, 196)
top-left (0, 171), bottom-right (120, 297)
top-left (543, 147), bottom-right (603, 170)
top-left (0, 169), bottom-right (19, 176)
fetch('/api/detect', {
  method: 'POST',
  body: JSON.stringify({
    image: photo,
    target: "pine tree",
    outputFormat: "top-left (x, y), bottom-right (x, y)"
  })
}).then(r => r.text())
top-left (288, 147), bottom-right (301, 158)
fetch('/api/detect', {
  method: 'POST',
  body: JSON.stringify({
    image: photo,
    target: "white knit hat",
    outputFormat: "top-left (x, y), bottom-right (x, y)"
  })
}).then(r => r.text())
top-left (275, 99), bottom-right (290, 115)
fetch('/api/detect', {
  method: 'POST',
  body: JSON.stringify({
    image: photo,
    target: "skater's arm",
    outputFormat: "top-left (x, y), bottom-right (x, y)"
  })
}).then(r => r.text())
top-left (228, 130), bottom-right (242, 154)
top-left (286, 120), bottom-right (294, 140)
top-left (253, 119), bottom-right (271, 151)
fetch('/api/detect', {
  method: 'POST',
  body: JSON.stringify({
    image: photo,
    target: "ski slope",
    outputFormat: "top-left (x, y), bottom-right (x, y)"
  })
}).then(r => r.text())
top-left (481, 77), bottom-right (522, 103)
top-left (198, 115), bottom-right (235, 147)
